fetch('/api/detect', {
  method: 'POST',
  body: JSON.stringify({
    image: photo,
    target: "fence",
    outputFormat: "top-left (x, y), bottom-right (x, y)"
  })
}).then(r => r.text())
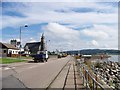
top-left (76, 59), bottom-right (105, 90)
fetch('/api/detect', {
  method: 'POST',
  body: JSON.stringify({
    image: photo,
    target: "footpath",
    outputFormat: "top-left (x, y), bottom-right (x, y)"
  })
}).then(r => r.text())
top-left (47, 57), bottom-right (85, 90)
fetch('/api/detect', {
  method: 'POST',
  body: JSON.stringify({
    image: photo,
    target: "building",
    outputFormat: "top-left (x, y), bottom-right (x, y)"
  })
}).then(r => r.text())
top-left (10, 39), bottom-right (20, 48)
top-left (24, 42), bottom-right (41, 55)
top-left (40, 33), bottom-right (45, 51)
top-left (24, 45), bottom-right (30, 55)
top-left (0, 42), bottom-right (19, 57)
top-left (24, 34), bottom-right (47, 55)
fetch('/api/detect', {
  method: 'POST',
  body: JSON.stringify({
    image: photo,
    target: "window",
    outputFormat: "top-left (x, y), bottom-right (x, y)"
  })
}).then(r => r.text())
top-left (4, 50), bottom-right (6, 53)
top-left (9, 50), bottom-right (12, 54)
top-left (13, 51), bottom-right (14, 54)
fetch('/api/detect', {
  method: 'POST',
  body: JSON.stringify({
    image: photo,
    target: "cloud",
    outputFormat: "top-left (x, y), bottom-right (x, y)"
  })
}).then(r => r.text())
top-left (43, 23), bottom-right (88, 50)
top-left (87, 40), bottom-right (99, 47)
top-left (80, 24), bottom-right (118, 49)
top-left (81, 27), bottom-right (109, 40)
top-left (3, 0), bottom-right (120, 2)
top-left (44, 22), bottom-right (80, 40)
top-left (29, 38), bottom-right (37, 42)
top-left (16, 38), bottom-right (20, 42)
top-left (91, 40), bottom-right (99, 46)
top-left (2, 2), bottom-right (118, 50)
top-left (43, 23), bottom-right (118, 50)
top-left (2, 2), bottom-right (118, 29)
top-left (81, 24), bottom-right (117, 40)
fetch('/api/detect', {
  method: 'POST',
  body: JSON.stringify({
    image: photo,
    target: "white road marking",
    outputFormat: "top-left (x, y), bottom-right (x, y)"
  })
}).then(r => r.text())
top-left (17, 63), bottom-right (46, 73)
top-left (2, 67), bottom-right (15, 71)
top-left (26, 63), bottom-right (45, 69)
top-left (28, 66), bottom-right (37, 69)
top-left (3, 62), bottom-right (46, 72)
top-left (11, 67), bottom-right (15, 69)
top-left (4, 67), bottom-right (11, 70)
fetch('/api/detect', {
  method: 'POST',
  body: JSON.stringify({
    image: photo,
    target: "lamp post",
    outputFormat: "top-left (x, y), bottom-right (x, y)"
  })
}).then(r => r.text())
top-left (46, 40), bottom-right (50, 51)
top-left (19, 25), bottom-right (28, 60)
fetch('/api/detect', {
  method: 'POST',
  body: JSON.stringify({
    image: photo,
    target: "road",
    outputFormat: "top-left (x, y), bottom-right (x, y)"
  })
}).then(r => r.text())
top-left (1, 56), bottom-right (72, 89)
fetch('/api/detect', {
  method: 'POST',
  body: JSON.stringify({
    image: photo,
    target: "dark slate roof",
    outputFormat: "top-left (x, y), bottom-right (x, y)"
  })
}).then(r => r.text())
top-left (0, 42), bottom-right (19, 50)
top-left (24, 42), bottom-right (41, 54)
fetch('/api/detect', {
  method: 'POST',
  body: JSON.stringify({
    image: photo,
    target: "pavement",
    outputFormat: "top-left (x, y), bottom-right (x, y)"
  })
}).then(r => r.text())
top-left (48, 57), bottom-right (85, 90)
top-left (1, 55), bottom-right (85, 89)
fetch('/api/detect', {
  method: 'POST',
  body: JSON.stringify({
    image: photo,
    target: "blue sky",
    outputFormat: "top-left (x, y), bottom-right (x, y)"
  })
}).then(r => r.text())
top-left (1, 0), bottom-right (119, 51)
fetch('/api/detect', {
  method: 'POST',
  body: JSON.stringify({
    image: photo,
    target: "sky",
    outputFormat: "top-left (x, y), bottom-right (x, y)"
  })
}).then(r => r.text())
top-left (1, 0), bottom-right (119, 51)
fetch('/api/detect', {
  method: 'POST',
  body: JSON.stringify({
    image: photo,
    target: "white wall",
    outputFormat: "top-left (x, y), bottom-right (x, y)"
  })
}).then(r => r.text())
top-left (8, 49), bottom-right (20, 54)
top-left (24, 51), bottom-right (30, 54)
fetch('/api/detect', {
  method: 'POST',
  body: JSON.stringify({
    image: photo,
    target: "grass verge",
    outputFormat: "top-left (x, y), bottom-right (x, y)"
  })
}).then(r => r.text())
top-left (0, 58), bottom-right (26, 64)
top-left (20, 56), bottom-right (32, 59)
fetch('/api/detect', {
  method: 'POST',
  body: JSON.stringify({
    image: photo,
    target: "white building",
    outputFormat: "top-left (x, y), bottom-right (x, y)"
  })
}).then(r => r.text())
top-left (0, 42), bottom-right (20, 57)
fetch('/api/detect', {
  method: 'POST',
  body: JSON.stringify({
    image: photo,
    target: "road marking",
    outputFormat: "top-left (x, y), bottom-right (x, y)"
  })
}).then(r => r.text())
top-left (28, 66), bottom-right (37, 69)
top-left (27, 63), bottom-right (45, 69)
top-left (10, 63), bottom-right (29, 67)
top-left (4, 67), bottom-right (11, 70)
top-left (11, 67), bottom-right (15, 69)
top-left (16, 63), bottom-right (46, 73)
top-left (1, 67), bottom-right (15, 71)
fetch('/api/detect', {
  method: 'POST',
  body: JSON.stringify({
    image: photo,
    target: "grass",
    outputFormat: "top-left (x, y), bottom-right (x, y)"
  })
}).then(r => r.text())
top-left (20, 56), bottom-right (33, 59)
top-left (0, 58), bottom-right (26, 64)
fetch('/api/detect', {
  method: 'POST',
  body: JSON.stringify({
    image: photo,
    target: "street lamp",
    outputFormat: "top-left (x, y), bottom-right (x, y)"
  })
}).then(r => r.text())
top-left (46, 40), bottom-right (50, 51)
top-left (19, 25), bottom-right (28, 59)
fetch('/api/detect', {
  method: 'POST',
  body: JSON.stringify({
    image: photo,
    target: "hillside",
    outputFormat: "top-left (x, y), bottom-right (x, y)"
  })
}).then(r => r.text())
top-left (66, 49), bottom-right (120, 55)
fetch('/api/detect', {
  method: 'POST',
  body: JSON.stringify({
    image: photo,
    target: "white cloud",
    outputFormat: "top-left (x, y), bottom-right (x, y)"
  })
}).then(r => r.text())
top-left (91, 40), bottom-right (99, 46)
top-left (44, 22), bottom-right (80, 40)
top-left (43, 23), bottom-right (118, 50)
top-left (29, 38), bottom-right (37, 42)
top-left (43, 23), bottom-right (87, 51)
top-left (87, 40), bottom-right (99, 47)
top-left (16, 38), bottom-right (20, 42)
top-left (80, 24), bottom-right (118, 49)
top-left (2, 2), bottom-right (118, 50)
top-left (81, 24), bottom-right (117, 40)
top-left (3, 0), bottom-right (120, 2)
top-left (81, 27), bottom-right (109, 40)
top-left (2, 2), bottom-right (118, 29)
top-left (2, 22), bottom-right (118, 50)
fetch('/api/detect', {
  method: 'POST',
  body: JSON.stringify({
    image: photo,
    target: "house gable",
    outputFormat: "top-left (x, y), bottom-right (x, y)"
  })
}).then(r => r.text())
top-left (24, 42), bottom-right (41, 55)
top-left (0, 42), bottom-right (19, 50)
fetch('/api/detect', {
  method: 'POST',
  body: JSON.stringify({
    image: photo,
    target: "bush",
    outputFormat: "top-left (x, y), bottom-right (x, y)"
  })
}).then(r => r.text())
top-left (95, 62), bottom-right (102, 68)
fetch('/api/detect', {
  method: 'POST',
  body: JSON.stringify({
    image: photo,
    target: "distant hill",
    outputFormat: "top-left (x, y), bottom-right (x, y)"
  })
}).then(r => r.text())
top-left (66, 49), bottom-right (120, 55)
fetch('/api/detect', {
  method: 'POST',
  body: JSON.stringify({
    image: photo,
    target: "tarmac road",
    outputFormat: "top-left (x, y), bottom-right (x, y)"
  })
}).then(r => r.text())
top-left (1, 56), bottom-right (71, 89)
